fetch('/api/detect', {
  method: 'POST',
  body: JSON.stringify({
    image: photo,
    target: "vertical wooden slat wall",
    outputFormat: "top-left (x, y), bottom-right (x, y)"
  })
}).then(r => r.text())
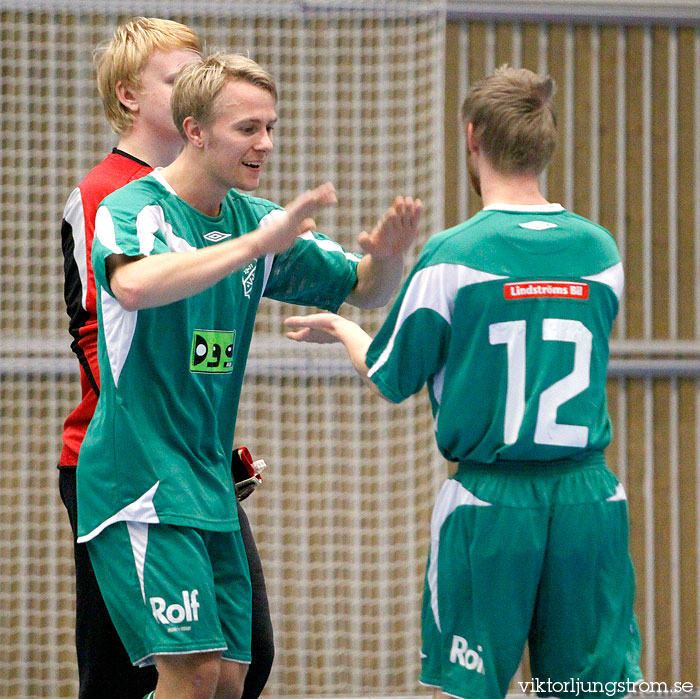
top-left (446, 18), bottom-right (700, 684)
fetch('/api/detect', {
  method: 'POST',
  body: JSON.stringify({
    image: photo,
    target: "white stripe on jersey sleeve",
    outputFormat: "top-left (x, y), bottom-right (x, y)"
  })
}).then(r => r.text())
top-left (257, 209), bottom-right (361, 297)
top-left (135, 205), bottom-right (196, 255)
top-left (582, 261), bottom-right (624, 300)
top-left (63, 187), bottom-right (90, 311)
top-left (94, 205), bottom-right (122, 255)
top-left (299, 231), bottom-right (361, 262)
top-left (367, 263), bottom-right (507, 379)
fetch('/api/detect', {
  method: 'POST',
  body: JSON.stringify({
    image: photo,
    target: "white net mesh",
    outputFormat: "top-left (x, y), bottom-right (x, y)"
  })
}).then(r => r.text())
top-left (0, 2), bottom-right (446, 696)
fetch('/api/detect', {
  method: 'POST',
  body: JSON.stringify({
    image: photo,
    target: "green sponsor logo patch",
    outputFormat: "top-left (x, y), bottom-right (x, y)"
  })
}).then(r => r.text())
top-left (190, 330), bottom-right (235, 373)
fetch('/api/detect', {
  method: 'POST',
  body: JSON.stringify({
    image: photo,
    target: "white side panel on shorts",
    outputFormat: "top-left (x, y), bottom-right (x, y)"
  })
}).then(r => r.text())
top-left (126, 521), bottom-right (150, 602)
top-left (427, 479), bottom-right (491, 631)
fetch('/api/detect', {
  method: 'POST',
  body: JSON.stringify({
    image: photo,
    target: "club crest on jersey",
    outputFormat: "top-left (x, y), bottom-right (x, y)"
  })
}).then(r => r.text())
top-left (190, 329), bottom-right (235, 374)
top-left (242, 262), bottom-right (256, 299)
top-left (504, 280), bottom-right (589, 300)
top-left (203, 231), bottom-right (231, 243)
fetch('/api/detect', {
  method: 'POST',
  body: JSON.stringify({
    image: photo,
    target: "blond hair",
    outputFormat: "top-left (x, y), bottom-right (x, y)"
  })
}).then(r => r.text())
top-left (95, 17), bottom-right (201, 135)
top-left (171, 53), bottom-right (277, 140)
top-left (460, 65), bottom-right (557, 176)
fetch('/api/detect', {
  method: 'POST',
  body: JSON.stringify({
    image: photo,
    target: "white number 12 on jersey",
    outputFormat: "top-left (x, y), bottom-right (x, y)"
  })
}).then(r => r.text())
top-left (489, 318), bottom-right (592, 448)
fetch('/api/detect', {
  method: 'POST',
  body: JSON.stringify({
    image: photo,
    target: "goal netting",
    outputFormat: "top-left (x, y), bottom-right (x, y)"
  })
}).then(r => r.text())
top-left (0, 1), bottom-right (447, 696)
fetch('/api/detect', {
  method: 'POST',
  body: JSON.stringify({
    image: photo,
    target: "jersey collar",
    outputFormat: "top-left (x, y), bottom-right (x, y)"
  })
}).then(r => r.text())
top-left (112, 148), bottom-right (151, 169)
top-left (482, 203), bottom-right (564, 213)
top-left (150, 168), bottom-right (178, 195)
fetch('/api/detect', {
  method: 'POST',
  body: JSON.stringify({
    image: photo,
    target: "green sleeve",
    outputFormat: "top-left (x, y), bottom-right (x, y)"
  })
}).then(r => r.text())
top-left (264, 231), bottom-right (360, 311)
top-left (366, 256), bottom-right (451, 403)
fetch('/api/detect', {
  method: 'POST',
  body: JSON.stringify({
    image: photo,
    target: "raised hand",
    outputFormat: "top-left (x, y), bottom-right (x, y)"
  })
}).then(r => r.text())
top-left (357, 196), bottom-right (422, 258)
top-left (253, 182), bottom-right (337, 257)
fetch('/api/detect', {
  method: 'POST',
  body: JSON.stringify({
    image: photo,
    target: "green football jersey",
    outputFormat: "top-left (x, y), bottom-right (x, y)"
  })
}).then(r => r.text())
top-left (365, 203), bottom-right (623, 466)
top-left (77, 171), bottom-right (359, 540)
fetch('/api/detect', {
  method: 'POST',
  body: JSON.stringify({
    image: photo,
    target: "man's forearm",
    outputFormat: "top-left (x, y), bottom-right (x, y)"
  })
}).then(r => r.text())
top-left (108, 233), bottom-right (261, 311)
top-left (343, 195), bottom-right (421, 308)
top-left (346, 252), bottom-right (404, 309)
top-left (329, 317), bottom-right (386, 399)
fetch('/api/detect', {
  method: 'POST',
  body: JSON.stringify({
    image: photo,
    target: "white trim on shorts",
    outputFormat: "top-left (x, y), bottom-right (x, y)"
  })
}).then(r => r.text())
top-left (418, 680), bottom-right (468, 699)
top-left (134, 649), bottom-right (252, 668)
top-left (133, 646), bottom-right (228, 668)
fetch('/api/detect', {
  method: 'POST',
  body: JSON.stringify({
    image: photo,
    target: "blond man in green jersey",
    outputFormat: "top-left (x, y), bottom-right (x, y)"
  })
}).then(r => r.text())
top-left (77, 53), bottom-right (421, 699)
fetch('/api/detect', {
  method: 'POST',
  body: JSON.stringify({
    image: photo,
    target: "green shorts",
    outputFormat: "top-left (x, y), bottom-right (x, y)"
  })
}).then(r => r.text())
top-left (419, 461), bottom-right (642, 699)
top-left (87, 521), bottom-right (252, 667)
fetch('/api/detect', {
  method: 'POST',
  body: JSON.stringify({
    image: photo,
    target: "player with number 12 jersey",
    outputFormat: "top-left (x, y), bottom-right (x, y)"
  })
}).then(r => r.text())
top-left (284, 65), bottom-right (642, 699)
top-left (366, 202), bottom-right (641, 699)
top-left (366, 202), bottom-right (622, 466)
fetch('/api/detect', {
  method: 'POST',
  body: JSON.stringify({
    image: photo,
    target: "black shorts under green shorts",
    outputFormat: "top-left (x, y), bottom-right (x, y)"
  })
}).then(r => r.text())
top-left (419, 458), bottom-right (642, 699)
top-left (87, 521), bottom-right (252, 667)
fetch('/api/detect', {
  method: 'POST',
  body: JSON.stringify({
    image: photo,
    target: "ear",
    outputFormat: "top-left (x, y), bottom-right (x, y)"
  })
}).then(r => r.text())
top-left (116, 80), bottom-right (139, 115)
top-left (466, 122), bottom-right (479, 154)
top-left (182, 116), bottom-right (206, 148)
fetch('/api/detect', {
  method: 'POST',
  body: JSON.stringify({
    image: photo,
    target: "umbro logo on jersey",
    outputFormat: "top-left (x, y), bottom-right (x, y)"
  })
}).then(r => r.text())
top-left (504, 281), bottom-right (589, 300)
top-left (518, 220), bottom-right (558, 230)
top-left (150, 589), bottom-right (200, 625)
top-left (204, 231), bottom-right (232, 243)
top-left (449, 635), bottom-right (485, 675)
